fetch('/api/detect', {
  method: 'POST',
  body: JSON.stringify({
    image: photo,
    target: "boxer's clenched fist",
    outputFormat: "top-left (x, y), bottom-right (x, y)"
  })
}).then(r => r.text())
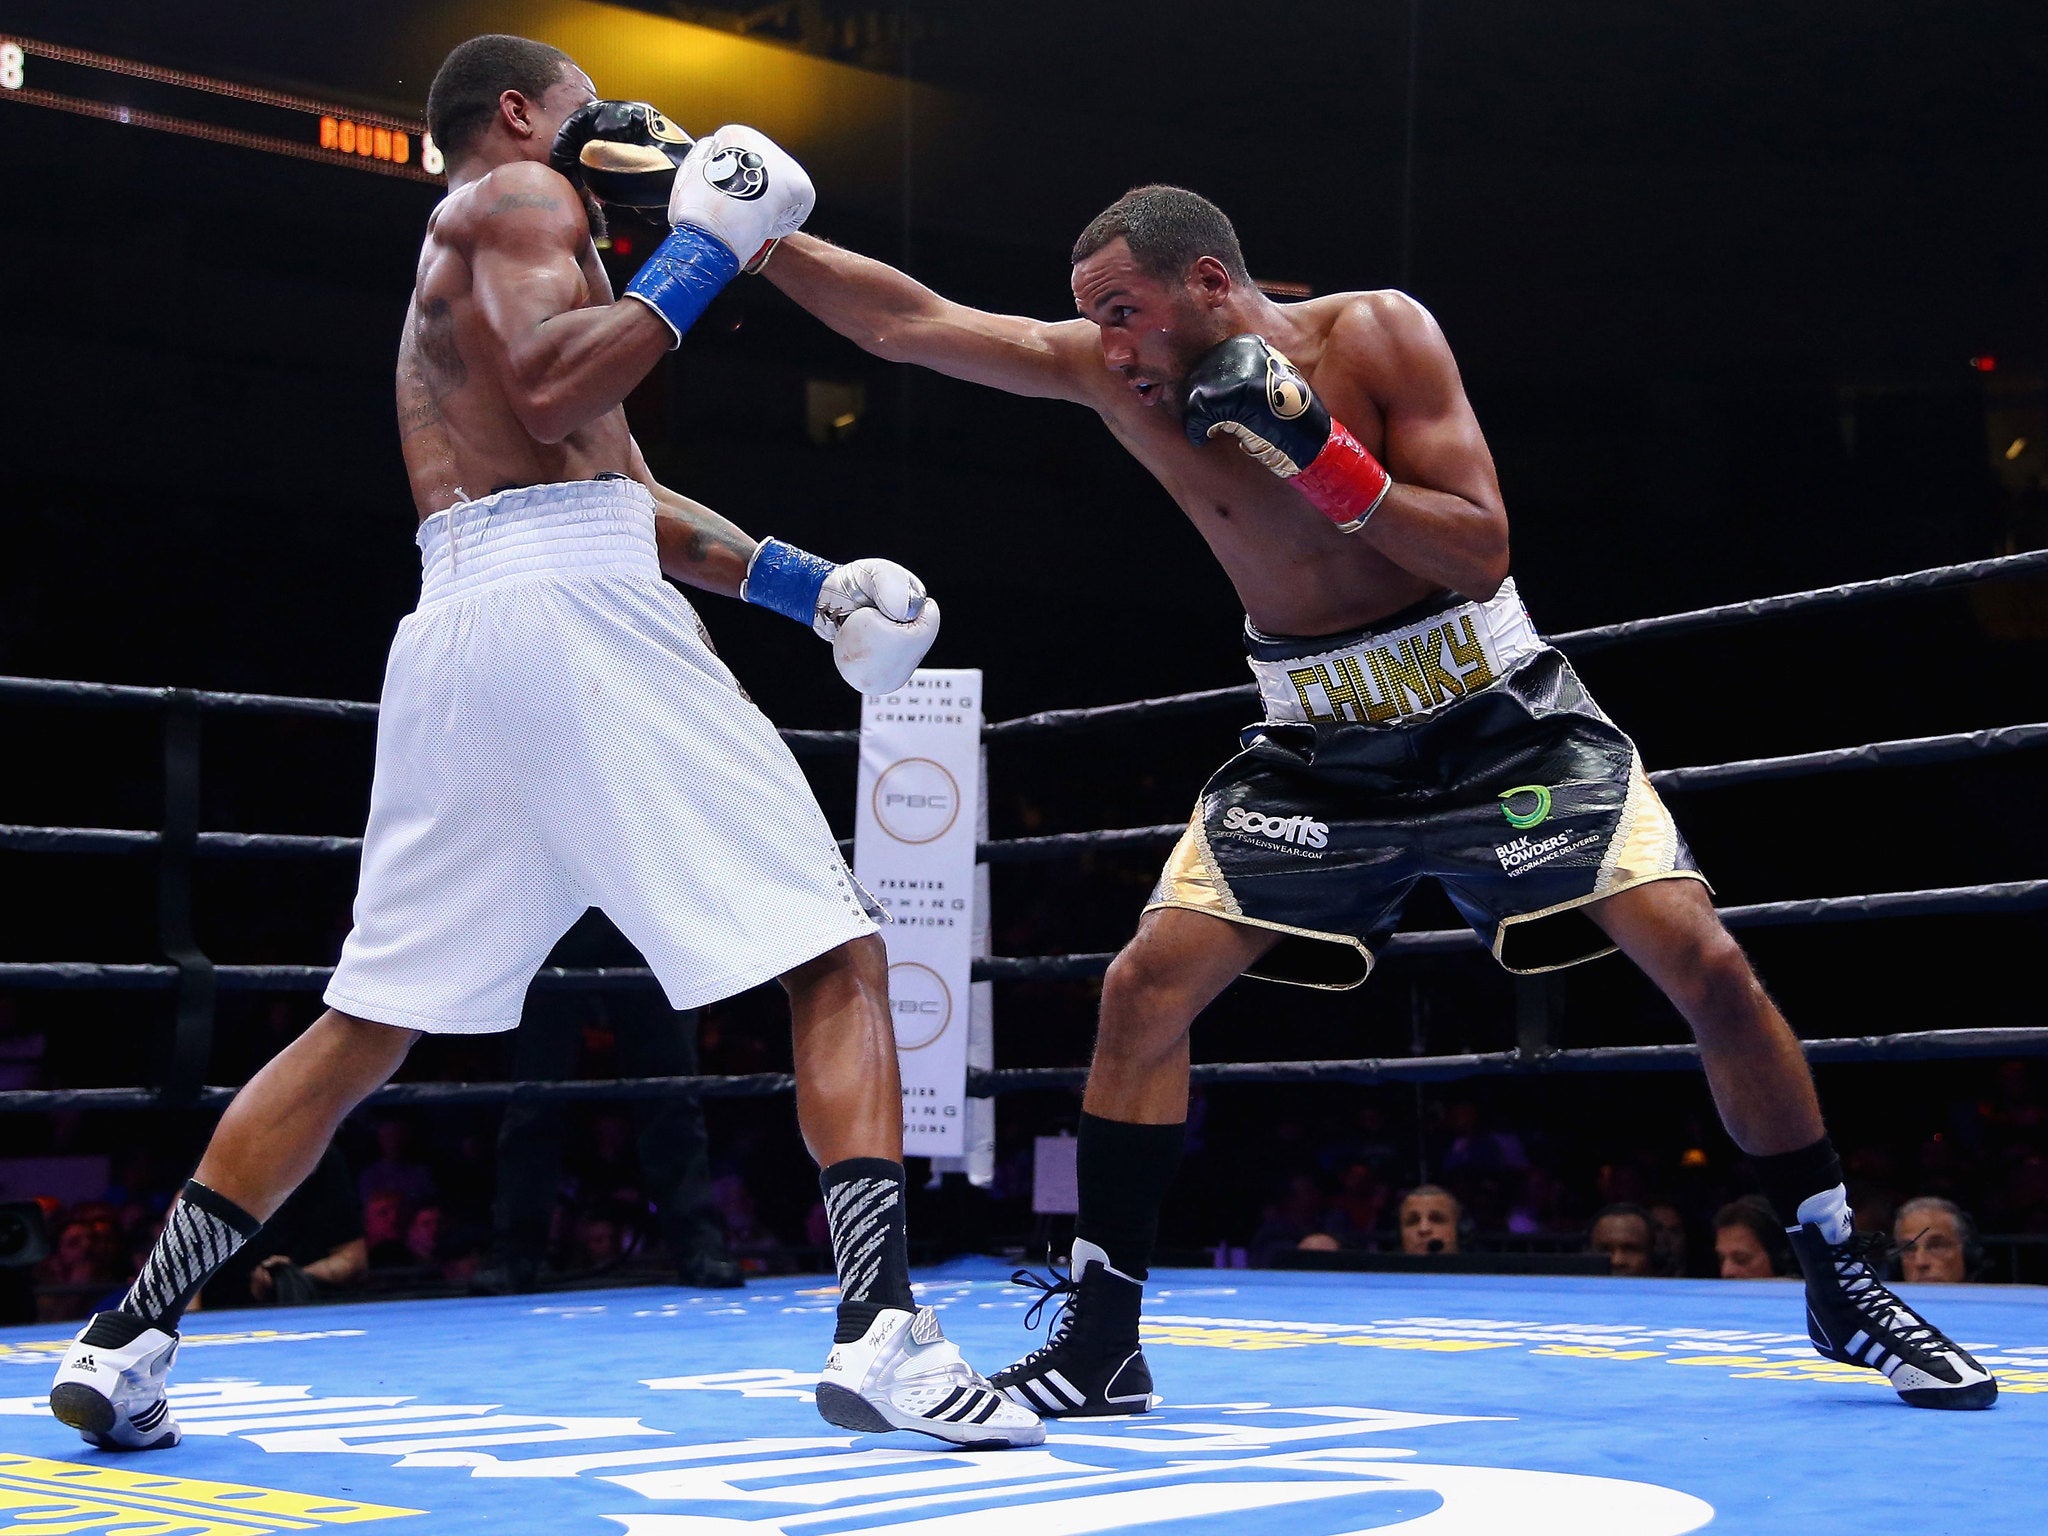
top-left (1182, 333), bottom-right (1393, 533)
top-left (624, 125), bottom-right (814, 347)
top-left (667, 125), bottom-right (814, 273)
top-left (743, 540), bottom-right (940, 694)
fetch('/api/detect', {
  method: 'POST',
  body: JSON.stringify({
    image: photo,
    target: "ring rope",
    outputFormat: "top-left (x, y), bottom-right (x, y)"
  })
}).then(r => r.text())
top-left (2, 880), bottom-right (2042, 995)
top-left (3, 1024), bottom-right (2043, 1117)
top-left (7, 546), bottom-right (2041, 748)
top-left (8, 720), bottom-right (2041, 864)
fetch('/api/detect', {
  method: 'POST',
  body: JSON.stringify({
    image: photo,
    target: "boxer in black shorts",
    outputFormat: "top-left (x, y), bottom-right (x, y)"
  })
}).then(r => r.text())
top-left (766, 186), bottom-right (1996, 1413)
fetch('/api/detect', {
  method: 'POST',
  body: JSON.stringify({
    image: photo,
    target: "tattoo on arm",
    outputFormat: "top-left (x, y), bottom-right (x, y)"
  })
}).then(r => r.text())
top-left (488, 192), bottom-right (563, 216)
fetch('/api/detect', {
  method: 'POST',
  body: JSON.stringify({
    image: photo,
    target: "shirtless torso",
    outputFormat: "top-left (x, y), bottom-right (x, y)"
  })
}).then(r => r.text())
top-left (395, 157), bottom-right (644, 520)
top-left (768, 237), bottom-right (1509, 638)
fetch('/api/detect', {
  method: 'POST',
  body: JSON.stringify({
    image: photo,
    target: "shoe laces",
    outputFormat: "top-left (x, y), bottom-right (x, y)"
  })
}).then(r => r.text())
top-left (1009, 1260), bottom-right (1083, 1360)
top-left (1827, 1231), bottom-right (1944, 1352)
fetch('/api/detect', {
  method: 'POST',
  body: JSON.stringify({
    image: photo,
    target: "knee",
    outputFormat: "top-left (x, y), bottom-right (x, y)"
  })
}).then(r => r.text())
top-left (1663, 925), bottom-right (1762, 1024)
top-left (780, 933), bottom-right (886, 996)
top-left (1097, 947), bottom-right (1196, 1061)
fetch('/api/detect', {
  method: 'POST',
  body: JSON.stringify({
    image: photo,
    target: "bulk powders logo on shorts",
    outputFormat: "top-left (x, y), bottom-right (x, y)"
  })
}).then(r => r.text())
top-left (1499, 785), bottom-right (1552, 829)
top-left (886, 961), bottom-right (952, 1049)
top-left (871, 757), bottom-right (960, 844)
top-left (1222, 805), bottom-right (1330, 849)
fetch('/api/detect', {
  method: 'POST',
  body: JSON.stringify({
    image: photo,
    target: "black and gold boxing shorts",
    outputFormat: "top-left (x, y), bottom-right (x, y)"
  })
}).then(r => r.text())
top-left (1145, 579), bottom-right (1707, 987)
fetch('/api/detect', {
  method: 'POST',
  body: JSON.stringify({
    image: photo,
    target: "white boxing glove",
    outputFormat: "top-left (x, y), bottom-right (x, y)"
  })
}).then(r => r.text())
top-left (743, 541), bottom-right (941, 694)
top-left (667, 124), bottom-right (814, 273)
top-left (623, 125), bottom-right (815, 346)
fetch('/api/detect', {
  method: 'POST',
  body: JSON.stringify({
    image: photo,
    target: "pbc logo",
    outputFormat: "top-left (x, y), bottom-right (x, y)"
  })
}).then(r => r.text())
top-left (1221, 805), bottom-right (1329, 849)
top-left (1264, 349), bottom-right (1312, 420)
top-left (704, 146), bottom-right (769, 200)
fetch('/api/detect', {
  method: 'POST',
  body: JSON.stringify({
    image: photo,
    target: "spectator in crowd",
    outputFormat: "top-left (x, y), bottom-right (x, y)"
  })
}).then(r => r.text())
top-left (1648, 1200), bottom-right (1689, 1278)
top-left (1398, 1186), bottom-right (1461, 1256)
top-left (1321, 1160), bottom-right (1385, 1247)
top-left (1507, 1166), bottom-right (1568, 1235)
top-left (1588, 1204), bottom-right (1657, 1276)
top-left (1713, 1196), bottom-right (1789, 1279)
top-left (1896, 1196), bottom-right (1979, 1284)
top-left (364, 1190), bottom-right (411, 1269)
top-left (405, 1206), bottom-right (444, 1270)
top-left (357, 1117), bottom-right (437, 1211)
top-left (495, 979), bottom-right (739, 1291)
top-left (1252, 1172), bottom-right (1328, 1264)
top-left (1442, 1100), bottom-right (1529, 1176)
top-left (1297, 1233), bottom-right (1342, 1253)
top-left (205, 1147), bottom-right (367, 1307)
top-left (36, 1211), bottom-right (122, 1323)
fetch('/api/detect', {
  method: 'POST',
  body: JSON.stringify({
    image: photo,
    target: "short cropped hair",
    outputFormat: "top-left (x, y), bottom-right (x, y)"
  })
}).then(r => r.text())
top-left (1400, 1184), bottom-right (1461, 1216)
top-left (1071, 185), bottom-right (1250, 284)
top-left (427, 34), bottom-right (576, 158)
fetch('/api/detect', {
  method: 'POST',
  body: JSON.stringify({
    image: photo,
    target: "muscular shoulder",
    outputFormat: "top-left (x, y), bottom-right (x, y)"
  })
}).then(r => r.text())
top-left (1317, 289), bottom-right (1462, 406)
top-left (440, 161), bottom-right (590, 255)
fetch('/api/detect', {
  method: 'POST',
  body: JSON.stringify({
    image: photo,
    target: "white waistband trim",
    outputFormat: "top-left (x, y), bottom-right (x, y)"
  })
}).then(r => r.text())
top-left (417, 479), bottom-right (659, 602)
top-left (1249, 579), bottom-right (1545, 725)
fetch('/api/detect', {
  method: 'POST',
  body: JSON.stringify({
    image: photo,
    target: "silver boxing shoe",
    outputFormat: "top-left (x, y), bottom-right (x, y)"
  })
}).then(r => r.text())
top-left (817, 1304), bottom-right (1044, 1448)
top-left (49, 1310), bottom-right (182, 1451)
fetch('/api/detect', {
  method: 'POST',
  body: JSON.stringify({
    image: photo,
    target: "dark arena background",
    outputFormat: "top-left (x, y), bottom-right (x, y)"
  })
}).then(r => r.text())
top-left (1, 3), bottom-right (2045, 1532)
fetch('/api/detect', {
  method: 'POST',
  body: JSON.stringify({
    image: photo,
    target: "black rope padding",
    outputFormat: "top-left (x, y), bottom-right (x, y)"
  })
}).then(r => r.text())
top-left (1547, 546), bottom-right (2048, 656)
top-left (983, 683), bottom-right (1258, 741)
top-left (14, 719), bottom-right (2038, 867)
top-left (4, 1025), bottom-right (2041, 1115)
top-left (968, 1026), bottom-right (2048, 1096)
top-left (0, 675), bottom-right (856, 755)
top-left (972, 879), bottom-right (2048, 980)
top-left (4, 881), bottom-right (2042, 994)
top-left (1646, 722), bottom-right (2048, 792)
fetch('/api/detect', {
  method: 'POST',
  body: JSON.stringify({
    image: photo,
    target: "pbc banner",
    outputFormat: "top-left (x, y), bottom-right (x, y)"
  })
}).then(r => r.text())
top-left (854, 670), bottom-right (983, 1158)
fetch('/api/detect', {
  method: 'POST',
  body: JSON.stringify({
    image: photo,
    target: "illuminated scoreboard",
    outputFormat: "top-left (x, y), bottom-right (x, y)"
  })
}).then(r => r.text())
top-left (0, 34), bottom-right (443, 183)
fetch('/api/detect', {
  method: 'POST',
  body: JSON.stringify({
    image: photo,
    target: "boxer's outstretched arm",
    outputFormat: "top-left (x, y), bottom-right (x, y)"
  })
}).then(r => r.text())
top-left (767, 234), bottom-right (1093, 402)
top-left (469, 162), bottom-right (674, 444)
top-left (626, 439), bottom-right (758, 598)
top-left (1334, 297), bottom-right (1511, 600)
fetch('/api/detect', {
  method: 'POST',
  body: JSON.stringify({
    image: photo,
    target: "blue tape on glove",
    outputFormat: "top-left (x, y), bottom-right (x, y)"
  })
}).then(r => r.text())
top-left (623, 225), bottom-right (742, 346)
top-left (743, 537), bottom-right (836, 628)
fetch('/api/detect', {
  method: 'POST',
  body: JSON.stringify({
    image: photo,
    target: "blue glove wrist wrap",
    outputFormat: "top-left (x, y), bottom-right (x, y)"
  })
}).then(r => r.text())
top-left (624, 225), bottom-right (742, 346)
top-left (744, 537), bottom-right (836, 627)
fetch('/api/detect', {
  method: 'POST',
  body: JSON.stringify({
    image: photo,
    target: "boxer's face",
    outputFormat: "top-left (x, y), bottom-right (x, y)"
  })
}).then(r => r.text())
top-left (1072, 238), bottom-right (1230, 415)
top-left (522, 64), bottom-right (599, 156)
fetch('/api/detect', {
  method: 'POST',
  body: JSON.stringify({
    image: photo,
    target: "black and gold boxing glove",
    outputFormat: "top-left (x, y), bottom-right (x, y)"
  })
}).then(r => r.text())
top-left (549, 100), bottom-right (693, 212)
top-left (1183, 333), bottom-right (1393, 533)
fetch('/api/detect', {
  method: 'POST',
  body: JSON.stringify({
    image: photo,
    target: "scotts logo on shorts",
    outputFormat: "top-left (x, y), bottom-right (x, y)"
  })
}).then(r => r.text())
top-left (1499, 784), bottom-right (1552, 829)
top-left (1265, 350), bottom-right (1312, 419)
top-left (1222, 805), bottom-right (1329, 849)
top-left (704, 146), bottom-right (768, 199)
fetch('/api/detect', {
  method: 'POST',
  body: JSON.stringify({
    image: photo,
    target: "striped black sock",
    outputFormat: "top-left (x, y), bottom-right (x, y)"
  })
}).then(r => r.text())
top-left (119, 1179), bottom-right (261, 1330)
top-left (820, 1157), bottom-right (913, 1343)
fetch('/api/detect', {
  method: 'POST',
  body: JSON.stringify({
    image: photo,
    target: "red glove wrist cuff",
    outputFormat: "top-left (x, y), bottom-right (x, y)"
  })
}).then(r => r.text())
top-left (1294, 420), bottom-right (1392, 533)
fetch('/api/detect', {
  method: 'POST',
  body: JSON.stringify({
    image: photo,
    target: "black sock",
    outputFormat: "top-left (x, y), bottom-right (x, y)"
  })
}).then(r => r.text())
top-left (1074, 1112), bottom-right (1184, 1281)
top-left (1752, 1136), bottom-right (1845, 1230)
top-left (820, 1157), bottom-right (914, 1343)
top-left (119, 1179), bottom-right (261, 1330)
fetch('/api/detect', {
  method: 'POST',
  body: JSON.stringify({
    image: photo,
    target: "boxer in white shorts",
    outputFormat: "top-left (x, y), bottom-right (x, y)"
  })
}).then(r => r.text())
top-left (50, 34), bottom-right (1040, 1455)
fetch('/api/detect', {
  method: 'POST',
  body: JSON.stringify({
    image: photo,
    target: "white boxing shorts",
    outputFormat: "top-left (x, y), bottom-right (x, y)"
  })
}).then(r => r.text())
top-left (324, 477), bottom-right (880, 1034)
